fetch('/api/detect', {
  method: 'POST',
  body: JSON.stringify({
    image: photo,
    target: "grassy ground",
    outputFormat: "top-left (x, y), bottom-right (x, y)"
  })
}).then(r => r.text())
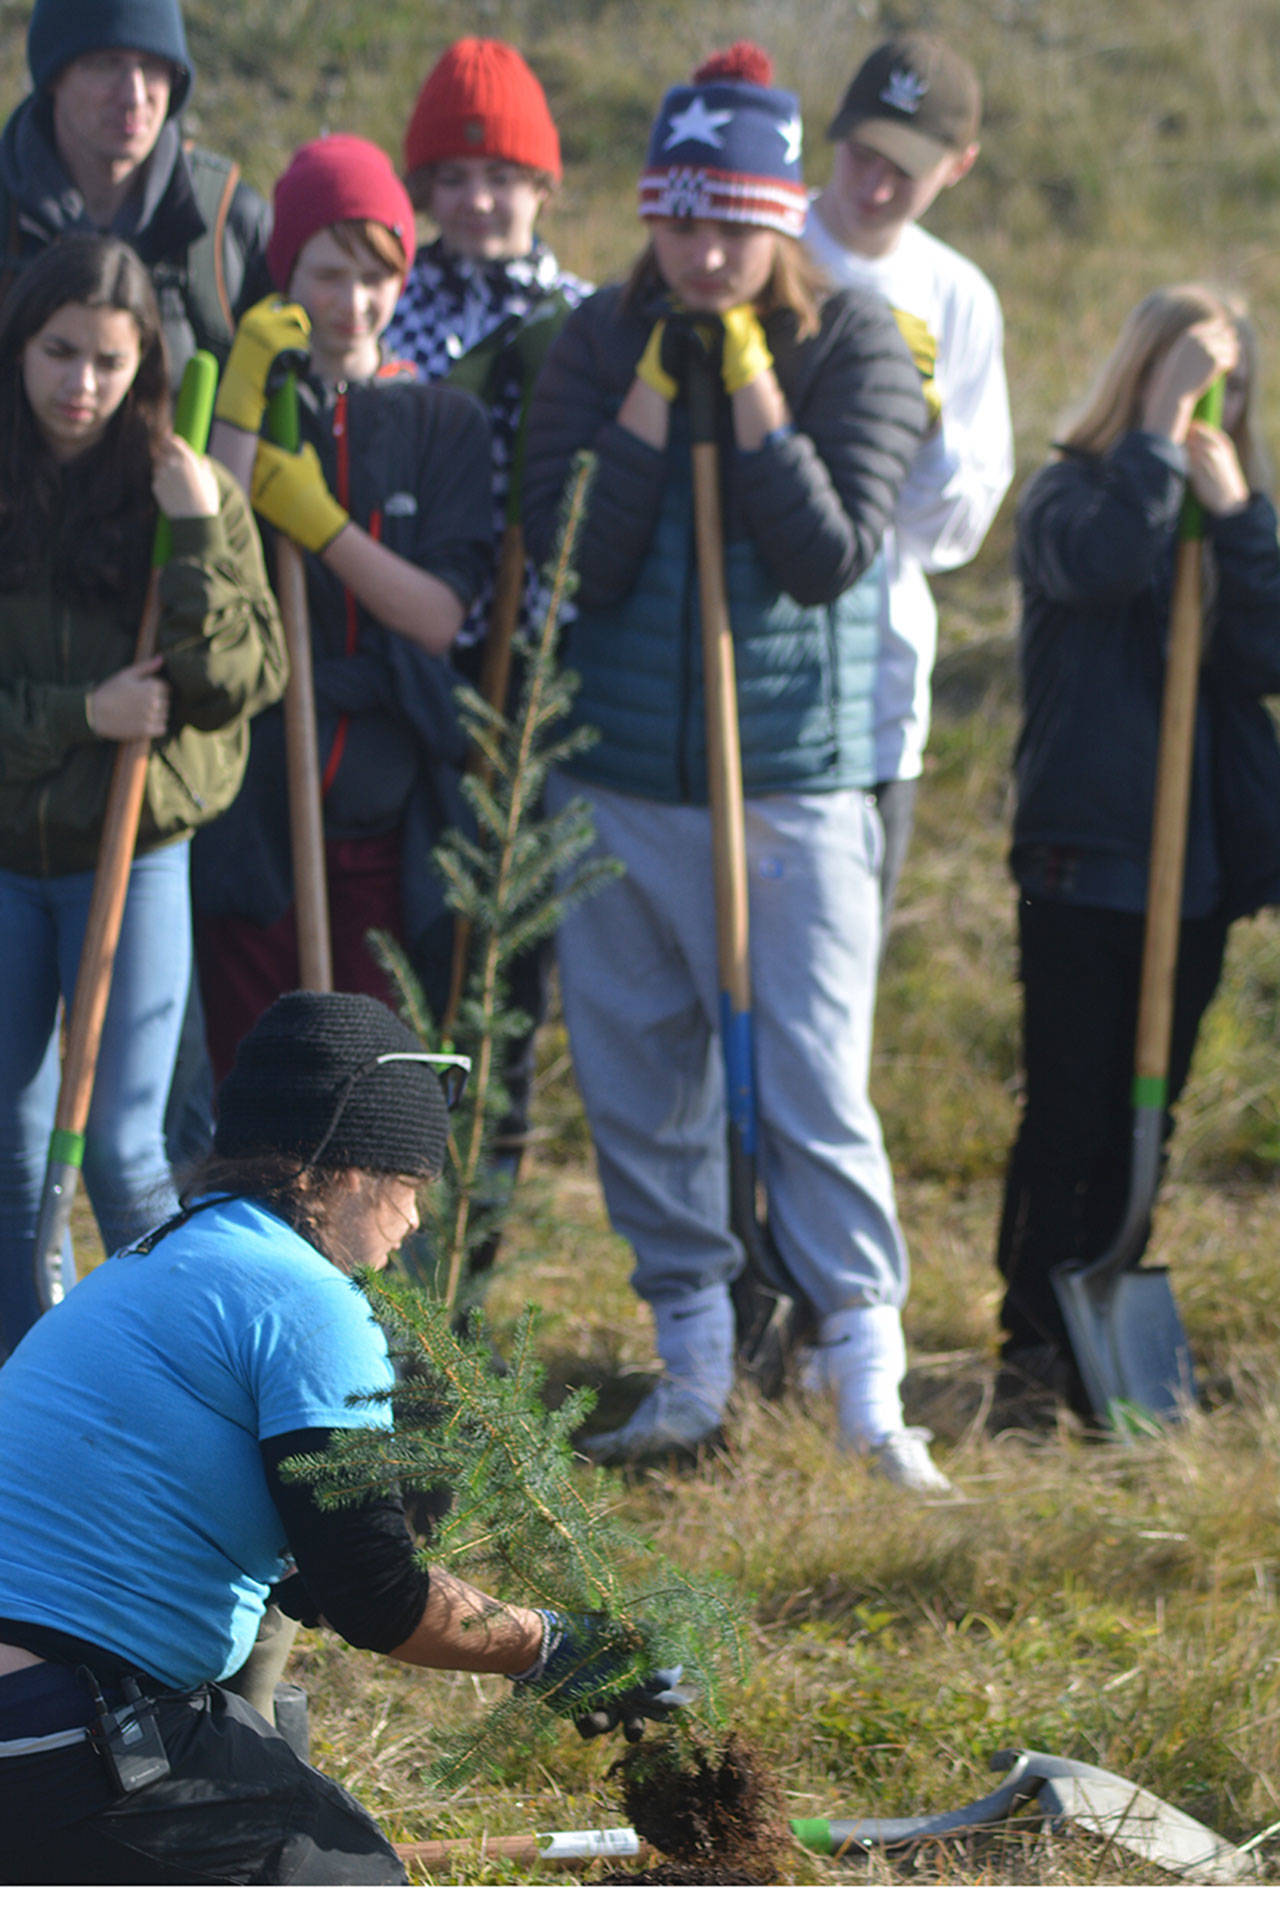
top-left (347, 667), bottom-right (1280, 1888)
top-left (37, 0), bottom-right (1280, 1886)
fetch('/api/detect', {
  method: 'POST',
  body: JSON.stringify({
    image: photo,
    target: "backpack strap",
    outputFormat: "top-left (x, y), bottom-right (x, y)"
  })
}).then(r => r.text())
top-left (175, 144), bottom-right (240, 355)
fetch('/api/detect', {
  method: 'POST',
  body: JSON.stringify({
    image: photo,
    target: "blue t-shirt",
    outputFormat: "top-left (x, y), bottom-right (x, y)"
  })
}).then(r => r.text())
top-left (0, 1197), bottom-right (394, 1688)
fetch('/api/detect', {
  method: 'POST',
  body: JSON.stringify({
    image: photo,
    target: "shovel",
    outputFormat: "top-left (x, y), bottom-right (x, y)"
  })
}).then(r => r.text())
top-left (1051, 379), bottom-right (1224, 1431)
top-left (31, 351), bottom-right (220, 1315)
top-left (687, 341), bottom-right (805, 1397)
top-left (265, 374), bottom-right (332, 991)
top-left (393, 1743), bottom-right (1255, 1883)
top-left (440, 300), bottom-right (574, 1041)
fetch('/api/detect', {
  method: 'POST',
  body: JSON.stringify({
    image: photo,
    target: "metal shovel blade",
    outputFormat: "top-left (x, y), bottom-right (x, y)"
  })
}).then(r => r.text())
top-left (1052, 1260), bottom-right (1195, 1429)
top-left (996, 1748), bottom-right (1257, 1885)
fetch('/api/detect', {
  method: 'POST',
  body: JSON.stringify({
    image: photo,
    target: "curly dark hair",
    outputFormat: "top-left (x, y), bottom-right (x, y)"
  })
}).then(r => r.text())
top-left (0, 234), bottom-right (171, 609)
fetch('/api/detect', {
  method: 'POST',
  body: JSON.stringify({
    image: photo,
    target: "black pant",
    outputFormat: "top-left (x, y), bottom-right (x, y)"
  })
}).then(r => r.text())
top-left (996, 896), bottom-right (1229, 1356)
top-left (0, 1671), bottom-right (406, 1886)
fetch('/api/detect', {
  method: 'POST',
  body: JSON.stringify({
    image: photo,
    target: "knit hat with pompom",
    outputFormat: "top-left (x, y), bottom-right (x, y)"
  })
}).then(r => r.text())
top-left (639, 41), bottom-right (806, 237)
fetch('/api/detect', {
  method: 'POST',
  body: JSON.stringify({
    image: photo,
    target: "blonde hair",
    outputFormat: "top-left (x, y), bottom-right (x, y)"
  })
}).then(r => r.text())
top-left (1056, 283), bottom-right (1273, 492)
top-left (623, 230), bottom-right (829, 341)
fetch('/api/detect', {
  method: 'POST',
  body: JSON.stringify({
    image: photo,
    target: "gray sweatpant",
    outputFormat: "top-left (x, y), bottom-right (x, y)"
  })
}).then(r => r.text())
top-left (551, 775), bottom-right (908, 1323)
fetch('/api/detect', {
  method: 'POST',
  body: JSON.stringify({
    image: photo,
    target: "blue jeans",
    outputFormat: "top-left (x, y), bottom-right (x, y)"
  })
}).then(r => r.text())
top-left (0, 843), bottom-right (190, 1357)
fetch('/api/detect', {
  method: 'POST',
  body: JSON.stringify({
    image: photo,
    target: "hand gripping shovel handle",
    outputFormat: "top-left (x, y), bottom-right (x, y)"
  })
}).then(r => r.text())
top-left (32, 351), bottom-right (219, 1314)
top-left (265, 376), bottom-right (332, 992)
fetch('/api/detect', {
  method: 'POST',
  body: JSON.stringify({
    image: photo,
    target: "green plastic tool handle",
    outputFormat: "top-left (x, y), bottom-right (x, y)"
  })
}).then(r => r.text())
top-left (151, 349), bottom-right (219, 568)
top-left (1178, 375), bottom-right (1225, 542)
top-left (264, 373), bottom-right (301, 455)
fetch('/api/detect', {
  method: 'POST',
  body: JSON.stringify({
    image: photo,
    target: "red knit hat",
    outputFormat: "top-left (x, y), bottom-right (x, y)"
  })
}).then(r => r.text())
top-left (403, 38), bottom-right (562, 181)
top-left (267, 135), bottom-right (417, 292)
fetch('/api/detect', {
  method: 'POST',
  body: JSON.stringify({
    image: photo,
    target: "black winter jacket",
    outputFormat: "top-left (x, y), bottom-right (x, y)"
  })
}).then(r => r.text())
top-left (1012, 429), bottom-right (1280, 921)
top-left (189, 365), bottom-right (493, 1011)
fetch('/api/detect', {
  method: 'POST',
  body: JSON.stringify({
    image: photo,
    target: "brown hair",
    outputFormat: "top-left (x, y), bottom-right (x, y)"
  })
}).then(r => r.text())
top-left (405, 158), bottom-right (555, 218)
top-left (322, 217), bottom-right (411, 279)
top-left (178, 1152), bottom-right (410, 1271)
top-left (0, 233), bottom-right (170, 605)
top-left (623, 228), bottom-right (828, 341)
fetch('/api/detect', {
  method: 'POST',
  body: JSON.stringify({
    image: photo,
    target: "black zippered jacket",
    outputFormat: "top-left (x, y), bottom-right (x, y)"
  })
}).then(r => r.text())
top-left (1012, 429), bottom-right (1280, 921)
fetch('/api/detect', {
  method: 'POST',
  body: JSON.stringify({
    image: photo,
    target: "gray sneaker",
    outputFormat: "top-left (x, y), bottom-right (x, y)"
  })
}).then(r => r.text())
top-left (579, 1381), bottom-right (723, 1467)
top-left (869, 1427), bottom-right (954, 1496)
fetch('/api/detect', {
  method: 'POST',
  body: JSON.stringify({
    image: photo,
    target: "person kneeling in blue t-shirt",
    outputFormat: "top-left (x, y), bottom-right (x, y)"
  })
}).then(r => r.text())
top-left (0, 991), bottom-right (685, 1886)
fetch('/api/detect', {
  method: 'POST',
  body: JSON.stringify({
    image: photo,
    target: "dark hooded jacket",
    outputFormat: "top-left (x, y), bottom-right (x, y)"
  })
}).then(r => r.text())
top-left (0, 96), bottom-right (271, 378)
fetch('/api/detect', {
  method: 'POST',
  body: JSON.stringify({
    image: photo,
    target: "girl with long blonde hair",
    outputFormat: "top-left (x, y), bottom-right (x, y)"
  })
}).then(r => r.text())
top-left (994, 284), bottom-right (1280, 1425)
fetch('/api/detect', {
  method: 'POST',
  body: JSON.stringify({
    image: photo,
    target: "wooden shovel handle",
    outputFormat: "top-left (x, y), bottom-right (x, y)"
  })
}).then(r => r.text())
top-left (266, 378), bottom-right (332, 991)
top-left (53, 584), bottom-right (162, 1135)
top-left (53, 351), bottom-right (219, 1134)
top-left (689, 365), bottom-right (751, 1015)
top-left (1133, 377), bottom-right (1224, 1092)
top-left (395, 1830), bottom-right (654, 1871)
top-left (1133, 536), bottom-right (1203, 1087)
top-left (277, 536), bottom-right (332, 990)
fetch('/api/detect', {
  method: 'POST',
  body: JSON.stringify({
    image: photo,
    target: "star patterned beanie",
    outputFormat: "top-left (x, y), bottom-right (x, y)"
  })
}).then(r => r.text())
top-left (638, 41), bottom-right (806, 238)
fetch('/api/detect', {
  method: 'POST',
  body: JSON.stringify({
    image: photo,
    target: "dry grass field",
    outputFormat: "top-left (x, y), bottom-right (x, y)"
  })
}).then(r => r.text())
top-left (31, 0), bottom-right (1280, 1886)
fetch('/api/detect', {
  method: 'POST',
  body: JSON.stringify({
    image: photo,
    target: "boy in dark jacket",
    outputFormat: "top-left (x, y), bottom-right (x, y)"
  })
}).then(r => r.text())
top-left (193, 135), bottom-right (493, 1081)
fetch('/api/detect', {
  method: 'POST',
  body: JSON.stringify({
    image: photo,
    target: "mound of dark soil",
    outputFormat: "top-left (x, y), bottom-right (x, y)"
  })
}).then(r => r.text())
top-left (605, 1730), bottom-right (792, 1885)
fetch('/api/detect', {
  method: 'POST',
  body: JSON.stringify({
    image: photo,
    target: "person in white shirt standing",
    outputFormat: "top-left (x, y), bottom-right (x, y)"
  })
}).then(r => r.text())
top-left (805, 33), bottom-right (1013, 941)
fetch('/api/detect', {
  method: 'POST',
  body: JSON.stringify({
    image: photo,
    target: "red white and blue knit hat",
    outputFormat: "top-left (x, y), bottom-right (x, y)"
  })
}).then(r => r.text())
top-left (638, 43), bottom-right (806, 239)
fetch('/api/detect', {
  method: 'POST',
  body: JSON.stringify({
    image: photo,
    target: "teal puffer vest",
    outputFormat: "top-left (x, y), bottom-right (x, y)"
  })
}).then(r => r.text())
top-left (561, 429), bottom-right (883, 804)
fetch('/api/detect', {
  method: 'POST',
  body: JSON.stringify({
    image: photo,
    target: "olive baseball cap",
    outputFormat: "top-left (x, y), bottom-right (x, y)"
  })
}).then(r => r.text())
top-left (827, 34), bottom-right (980, 178)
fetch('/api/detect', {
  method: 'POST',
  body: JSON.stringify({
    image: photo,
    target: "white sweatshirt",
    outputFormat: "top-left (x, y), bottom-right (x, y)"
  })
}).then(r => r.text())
top-left (804, 204), bottom-right (1014, 781)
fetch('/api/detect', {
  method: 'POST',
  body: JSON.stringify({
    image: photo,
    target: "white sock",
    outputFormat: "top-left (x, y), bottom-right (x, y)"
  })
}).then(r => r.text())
top-left (814, 1304), bottom-right (907, 1451)
top-left (652, 1286), bottom-right (735, 1415)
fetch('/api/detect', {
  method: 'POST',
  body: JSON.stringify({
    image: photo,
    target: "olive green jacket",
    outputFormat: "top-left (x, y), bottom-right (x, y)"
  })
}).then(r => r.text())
top-left (0, 464), bottom-right (287, 877)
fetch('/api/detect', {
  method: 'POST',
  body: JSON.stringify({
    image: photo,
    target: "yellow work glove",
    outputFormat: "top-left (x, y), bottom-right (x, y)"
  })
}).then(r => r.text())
top-left (635, 319), bottom-right (680, 401)
top-left (215, 296), bottom-right (312, 434)
top-left (720, 305), bottom-right (773, 394)
top-left (250, 440), bottom-right (349, 553)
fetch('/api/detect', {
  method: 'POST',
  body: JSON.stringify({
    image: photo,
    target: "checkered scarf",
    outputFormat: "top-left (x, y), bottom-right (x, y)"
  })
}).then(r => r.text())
top-left (384, 238), bottom-right (592, 660)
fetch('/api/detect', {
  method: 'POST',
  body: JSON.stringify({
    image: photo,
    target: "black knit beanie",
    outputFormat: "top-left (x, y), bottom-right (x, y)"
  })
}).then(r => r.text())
top-left (28, 0), bottom-right (194, 116)
top-left (214, 992), bottom-right (451, 1180)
